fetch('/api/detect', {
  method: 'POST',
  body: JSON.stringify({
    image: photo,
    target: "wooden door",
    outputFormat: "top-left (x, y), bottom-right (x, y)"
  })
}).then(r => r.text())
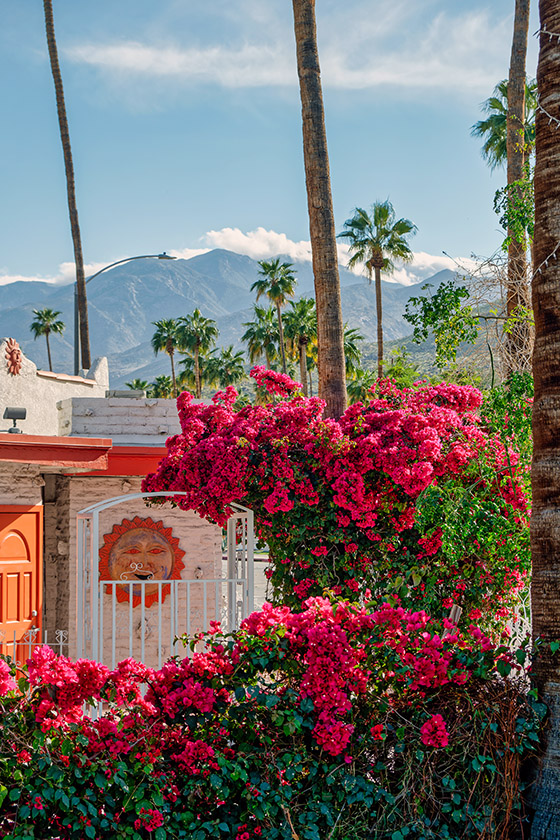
top-left (0, 506), bottom-right (43, 661)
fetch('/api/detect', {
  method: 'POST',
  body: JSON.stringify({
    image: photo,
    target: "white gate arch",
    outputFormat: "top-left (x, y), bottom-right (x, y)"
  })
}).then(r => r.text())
top-left (76, 492), bottom-right (254, 667)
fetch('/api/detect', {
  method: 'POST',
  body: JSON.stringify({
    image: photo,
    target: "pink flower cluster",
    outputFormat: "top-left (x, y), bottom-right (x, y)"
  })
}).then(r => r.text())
top-left (420, 713), bottom-right (449, 748)
top-left (142, 374), bottom-right (529, 624)
top-left (134, 807), bottom-right (164, 831)
top-left (0, 658), bottom-right (16, 695)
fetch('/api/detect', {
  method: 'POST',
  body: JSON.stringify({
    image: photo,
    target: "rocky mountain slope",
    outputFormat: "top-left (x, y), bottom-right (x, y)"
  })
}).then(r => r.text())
top-left (0, 249), bottom-right (455, 386)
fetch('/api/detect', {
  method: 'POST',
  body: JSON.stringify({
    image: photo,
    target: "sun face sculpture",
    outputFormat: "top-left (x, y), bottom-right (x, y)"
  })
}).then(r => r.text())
top-left (99, 516), bottom-right (185, 608)
top-left (5, 338), bottom-right (22, 376)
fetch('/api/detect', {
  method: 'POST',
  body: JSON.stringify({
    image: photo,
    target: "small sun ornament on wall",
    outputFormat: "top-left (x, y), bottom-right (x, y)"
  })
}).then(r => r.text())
top-left (5, 338), bottom-right (22, 375)
top-left (99, 516), bottom-right (185, 608)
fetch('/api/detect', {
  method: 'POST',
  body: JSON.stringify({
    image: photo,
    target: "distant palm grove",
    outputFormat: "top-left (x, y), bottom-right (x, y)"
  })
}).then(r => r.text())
top-left (128, 258), bottom-right (373, 401)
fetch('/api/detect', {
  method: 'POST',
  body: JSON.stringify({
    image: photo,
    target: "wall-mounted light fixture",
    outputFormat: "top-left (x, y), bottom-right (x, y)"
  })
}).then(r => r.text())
top-left (3, 406), bottom-right (27, 434)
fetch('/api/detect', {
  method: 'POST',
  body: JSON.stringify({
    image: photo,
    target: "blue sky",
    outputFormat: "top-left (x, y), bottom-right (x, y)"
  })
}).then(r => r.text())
top-left (1, 1), bottom-right (539, 287)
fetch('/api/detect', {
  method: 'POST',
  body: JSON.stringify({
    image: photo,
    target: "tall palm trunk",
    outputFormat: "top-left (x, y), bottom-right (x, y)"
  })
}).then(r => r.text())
top-left (194, 343), bottom-right (201, 399)
top-left (372, 262), bottom-right (384, 378)
top-left (308, 369), bottom-right (313, 396)
top-left (166, 338), bottom-right (177, 398)
top-left (292, 0), bottom-right (346, 419)
top-left (505, 0), bottom-right (532, 376)
top-left (299, 337), bottom-right (309, 396)
top-left (276, 301), bottom-right (288, 374)
top-left (43, 0), bottom-right (91, 370)
top-left (45, 331), bottom-right (53, 372)
top-left (529, 3), bottom-right (560, 833)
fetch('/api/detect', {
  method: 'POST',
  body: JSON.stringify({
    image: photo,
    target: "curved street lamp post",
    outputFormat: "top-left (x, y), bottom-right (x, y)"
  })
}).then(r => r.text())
top-left (74, 252), bottom-right (176, 375)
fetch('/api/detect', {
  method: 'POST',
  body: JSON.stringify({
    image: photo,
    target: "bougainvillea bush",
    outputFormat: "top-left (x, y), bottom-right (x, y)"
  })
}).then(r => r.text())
top-left (143, 368), bottom-right (529, 634)
top-left (0, 598), bottom-right (542, 839)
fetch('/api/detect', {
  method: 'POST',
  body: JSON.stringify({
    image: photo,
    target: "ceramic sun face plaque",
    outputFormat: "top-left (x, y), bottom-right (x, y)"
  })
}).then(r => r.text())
top-left (98, 516), bottom-right (185, 608)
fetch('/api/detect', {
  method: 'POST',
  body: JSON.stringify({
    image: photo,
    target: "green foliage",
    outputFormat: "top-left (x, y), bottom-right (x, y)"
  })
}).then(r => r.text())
top-left (346, 368), bottom-right (377, 403)
top-left (382, 347), bottom-right (421, 387)
top-left (206, 346), bottom-right (247, 388)
top-left (0, 604), bottom-right (544, 840)
top-left (125, 379), bottom-right (149, 392)
top-left (343, 326), bottom-right (364, 376)
top-left (29, 308), bottom-right (65, 339)
top-left (338, 201), bottom-right (417, 279)
top-left (242, 305), bottom-right (280, 368)
top-left (147, 375), bottom-right (173, 398)
top-left (404, 282), bottom-right (479, 370)
top-left (480, 372), bottom-right (533, 482)
top-left (493, 163), bottom-right (534, 248)
top-left (470, 79), bottom-right (537, 170)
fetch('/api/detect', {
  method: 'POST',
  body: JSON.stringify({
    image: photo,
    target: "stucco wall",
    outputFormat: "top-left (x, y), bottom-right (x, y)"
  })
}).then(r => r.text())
top-left (57, 396), bottom-right (181, 445)
top-left (0, 338), bottom-right (108, 436)
top-left (0, 464), bottom-right (44, 507)
top-left (44, 473), bottom-right (222, 668)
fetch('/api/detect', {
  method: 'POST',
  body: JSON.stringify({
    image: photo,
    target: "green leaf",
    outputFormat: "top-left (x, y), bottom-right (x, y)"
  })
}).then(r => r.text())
top-left (497, 659), bottom-right (512, 677)
top-left (550, 641), bottom-right (560, 654)
top-left (0, 786), bottom-right (7, 808)
top-left (515, 649), bottom-right (527, 665)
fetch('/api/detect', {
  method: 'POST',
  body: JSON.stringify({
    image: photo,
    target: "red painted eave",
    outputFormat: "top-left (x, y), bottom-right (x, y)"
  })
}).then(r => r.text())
top-left (0, 434), bottom-right (112, 472)
top-left (78, 445), bottom-right (167, 477)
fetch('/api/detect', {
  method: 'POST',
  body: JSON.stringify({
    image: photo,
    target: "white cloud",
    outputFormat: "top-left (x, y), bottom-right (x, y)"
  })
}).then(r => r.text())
top-left (205, 227), bottom-right (313, 261)
top-left (65, 5), bottom-right (513, 95)
top-left (175, 227), bottom-right (476, 286)
top-left (67, 42), bottom-right (295, 88)
top-left (388, 252), bottom-right (480, 286)
top-left (169, 247), bottom-right (211, 260)
top-left (0, 259), bottom-right (157, 287)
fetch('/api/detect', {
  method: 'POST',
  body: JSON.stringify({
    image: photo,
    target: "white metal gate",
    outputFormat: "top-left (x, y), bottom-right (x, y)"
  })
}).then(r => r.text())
top-left (76, 492), bottom-right (254, 668)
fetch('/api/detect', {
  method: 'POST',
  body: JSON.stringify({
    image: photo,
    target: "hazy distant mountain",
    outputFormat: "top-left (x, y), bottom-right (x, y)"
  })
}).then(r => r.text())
top-left (0, 249), bottom-right (457, 387)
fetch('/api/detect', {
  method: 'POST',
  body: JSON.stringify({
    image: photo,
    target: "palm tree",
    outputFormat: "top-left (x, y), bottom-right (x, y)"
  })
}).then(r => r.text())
top-left (125, 379), bottom-right (149, 392)
top-left (147, 375), bottom-right (173, 399)
top-left (291, 0), bottom-right (347, 418)
top-left (151, 319), bottom-right (182, 398)
top-left (30, 307), bottom-right (65, 372)
top-left (529, 3), bottom-right (560, 827)
top-left (251, 260), bottom-right (297, 375)
top-left (283, 298), bottom-right (317, 396)
top-left (347, 368), bottom-right (377, 403)
top-left (206, 346), bottom-right (246, 388)
top-left (507, 0), bottom-right (532, 378)
top-left (338, 201), bottom-right (417, 378)
top-left (343, 326), bottom-right (364, 378)
top-left (43, 0), bottom-right (90, 370)
top-left (241, 305), bottom-right (280, 369)
top-left (177, 309), bottom-right (219, 399)
top-left (471, 79), bottom-right (536, 170)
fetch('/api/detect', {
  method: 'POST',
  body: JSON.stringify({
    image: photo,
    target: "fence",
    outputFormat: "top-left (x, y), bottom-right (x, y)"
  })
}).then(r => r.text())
top-left (0, 628), bottom-right (69, 667)
top-left (76, 492), bottom-right (254, 669)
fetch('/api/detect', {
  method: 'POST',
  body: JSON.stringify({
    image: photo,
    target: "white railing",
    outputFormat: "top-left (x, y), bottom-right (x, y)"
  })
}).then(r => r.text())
top-left (95, 577), bottom-right (248, 669)
top-left (0, 628), bottom-right (69, 667)
top-left (76, 492), bottom-right (254, 669)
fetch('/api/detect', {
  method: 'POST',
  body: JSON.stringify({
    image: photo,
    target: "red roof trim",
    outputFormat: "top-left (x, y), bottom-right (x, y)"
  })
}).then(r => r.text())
top-left (0, 434), bottom-right (112, 471)
top-left (77, 445), bottom-right (167, 477)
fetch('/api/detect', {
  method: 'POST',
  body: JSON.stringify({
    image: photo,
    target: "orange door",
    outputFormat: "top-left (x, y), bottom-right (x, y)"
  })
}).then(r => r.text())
top-left (0, 506), bottom-right (43, 661)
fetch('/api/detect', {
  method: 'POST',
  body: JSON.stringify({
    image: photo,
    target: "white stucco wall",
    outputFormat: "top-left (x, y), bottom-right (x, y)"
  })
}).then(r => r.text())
top-left (0, 338), bottom-right (108, 436)
top-left (58, 396), bottom-right (181, 445)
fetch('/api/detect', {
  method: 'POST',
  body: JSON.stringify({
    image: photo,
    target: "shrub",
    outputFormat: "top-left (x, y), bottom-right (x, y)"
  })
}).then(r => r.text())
top-left (0, 598), bottom-right (542, 839)
top-left (143, 369), bottom-right (529, 634)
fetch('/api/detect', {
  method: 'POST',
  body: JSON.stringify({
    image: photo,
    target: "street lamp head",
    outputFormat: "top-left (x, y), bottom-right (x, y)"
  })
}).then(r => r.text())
top-left (157, 252), bottom-right (176, 260)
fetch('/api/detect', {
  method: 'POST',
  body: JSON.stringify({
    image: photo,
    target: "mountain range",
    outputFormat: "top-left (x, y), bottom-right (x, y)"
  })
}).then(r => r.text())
top-left (0, 249), bottom-right (455, 387)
